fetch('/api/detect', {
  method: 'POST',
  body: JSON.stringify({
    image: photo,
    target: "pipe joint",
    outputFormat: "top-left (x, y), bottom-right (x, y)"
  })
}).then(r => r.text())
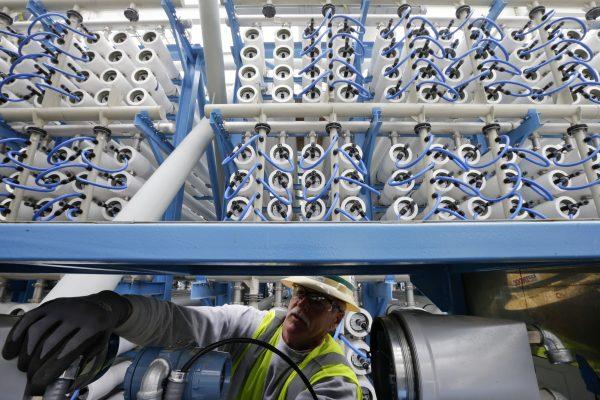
top-left (528, 325), bottom-right (575, 365)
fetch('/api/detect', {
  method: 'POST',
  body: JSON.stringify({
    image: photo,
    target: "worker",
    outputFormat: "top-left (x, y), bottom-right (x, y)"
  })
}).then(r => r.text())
top-left (2, 276), bottom-right (363, 399)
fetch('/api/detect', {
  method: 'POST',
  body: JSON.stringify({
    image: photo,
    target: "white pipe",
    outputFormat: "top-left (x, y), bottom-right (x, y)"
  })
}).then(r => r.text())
top-left (115, 118), bottom-right (214, 221)
top-left (25, 122), bottom-right (175, 136)
top-left (222, 121), bottom-right (600, 135)
top-left (42, 120), bottom-right (213, 300)
top-left (199, 0), bottom-right (227, 104)
top-left (83, 361), bottom-right (132, 400)
top-left (0, 106), bottom-right (164, 122)
top-left (205, 103), bottom-right (600, 119)
top-left (42, 275), bottom-right (126, 303)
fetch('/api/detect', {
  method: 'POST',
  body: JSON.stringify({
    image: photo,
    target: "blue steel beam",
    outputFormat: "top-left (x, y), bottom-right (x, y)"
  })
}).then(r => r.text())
top-left (363, 107), bottom-right (382, 167)
top-left (163, 50), bottom-right (204, 221)
top-left (134, 112), bottom-right (174, 164)
top-left (161, 0), bottom-right (194, 67)
top-left (0, 221), bottom-right (599, 270)
top-left (487, 0), bottom-right (507, 22)
top-left (223, 0), bottom-right (244, 69)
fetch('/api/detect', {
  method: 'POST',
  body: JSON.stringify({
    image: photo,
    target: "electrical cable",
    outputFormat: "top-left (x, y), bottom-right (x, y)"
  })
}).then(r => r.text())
top-left (180, 337), bottom-right (319, 400)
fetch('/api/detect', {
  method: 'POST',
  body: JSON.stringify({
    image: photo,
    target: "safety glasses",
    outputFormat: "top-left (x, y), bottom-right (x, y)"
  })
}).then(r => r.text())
top-left (292, 285), bottom-right (341, 312)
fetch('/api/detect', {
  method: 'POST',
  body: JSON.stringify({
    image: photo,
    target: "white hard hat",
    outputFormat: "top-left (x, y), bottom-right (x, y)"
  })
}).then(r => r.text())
top-left (281, 276), bottom-right (360, 312)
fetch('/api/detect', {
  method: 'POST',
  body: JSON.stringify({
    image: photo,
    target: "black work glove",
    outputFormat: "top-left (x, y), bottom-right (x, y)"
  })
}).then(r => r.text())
top-left (1, 290), bottom-right (132, 395)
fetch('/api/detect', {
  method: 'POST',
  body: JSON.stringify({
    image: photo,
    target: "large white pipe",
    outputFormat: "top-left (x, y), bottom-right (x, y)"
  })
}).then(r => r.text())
top-left (205, 103), bottom-right (600, 120)
top-left (42, 119), bottom-right (214, 302)
top-left (115, 118), bottom-right (214, 221)
top-left (41, 275), bottom-right (127, 303)
top-left (222, 121), bottom-right (600, 135)
top-left (0, 106), bottom-right (164, 122)
top-left (83, 361), bottom-right (132, 400)
top-left (21, 122), bottom-right (175, 137)
top-left (199, 0), bottom-right (226, 103)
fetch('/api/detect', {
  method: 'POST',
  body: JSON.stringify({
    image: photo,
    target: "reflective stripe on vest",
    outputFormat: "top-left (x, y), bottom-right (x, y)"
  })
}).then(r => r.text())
top-left (277, 334), bottom-right (361, 400)
top-left (283, 352), bottom-right (349, 400)
top-left (231, 310), bottom-right (361, 400)
top-left (228, 309), bottom-right (287, 400)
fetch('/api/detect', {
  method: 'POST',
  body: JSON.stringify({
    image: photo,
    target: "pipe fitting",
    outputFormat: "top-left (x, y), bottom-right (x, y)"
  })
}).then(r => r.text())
top-left (137, 358), bottom-right (171, 400)
top-left (528, 325), bottom-right (574, 365)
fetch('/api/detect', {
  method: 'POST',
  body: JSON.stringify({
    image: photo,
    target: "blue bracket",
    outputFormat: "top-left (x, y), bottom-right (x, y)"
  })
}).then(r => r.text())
top-left (223, 0), bottom-right (243, 69)
top-left (487, 0), bottom-right (507, 22)
top-left (26, 0), bottom-right (47, 16)
top-left (505, 109), bottom-right (541, 148)
top-left (134, 112), bottom-right (174, 165)
top-left (8, 280), bottom-right (36, 303)
top-left (363, 108), bottom-right (382, 168)
top-left (0, 117), bottom-right (22, 144)
top-left (209, 110), bottom-right (235, 178)
top-left (205, 144), bottom-right (223, 220)
top-left (191, 277), bottom-right (232, 306)
top-left (161, 0), bottom-right (194, 68)
top-left (116, 275), bottom-right (172, 300)
top-left (360, 277), bottom-right (396, 318)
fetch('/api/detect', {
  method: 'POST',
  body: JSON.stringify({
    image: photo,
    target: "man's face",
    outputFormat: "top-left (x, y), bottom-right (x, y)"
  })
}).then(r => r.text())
top-left (282, 285), bottom-right (345, 350)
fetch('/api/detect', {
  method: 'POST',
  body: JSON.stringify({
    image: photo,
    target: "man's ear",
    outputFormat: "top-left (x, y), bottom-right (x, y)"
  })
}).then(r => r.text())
top-left (330, 310), bottom-right (344, 331)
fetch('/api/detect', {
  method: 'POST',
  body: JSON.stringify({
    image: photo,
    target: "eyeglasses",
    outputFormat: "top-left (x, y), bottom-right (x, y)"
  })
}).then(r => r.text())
top-left (292, 285), bottom-right (341, 312)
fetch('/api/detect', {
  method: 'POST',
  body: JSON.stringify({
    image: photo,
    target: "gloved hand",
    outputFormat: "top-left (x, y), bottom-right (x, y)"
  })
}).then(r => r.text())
top-left (1, 290), bottom-right (131, 395)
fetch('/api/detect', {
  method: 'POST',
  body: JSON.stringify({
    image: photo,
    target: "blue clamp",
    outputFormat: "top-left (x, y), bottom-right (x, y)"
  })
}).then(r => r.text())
top-left (505, 109), bottom-right (542, 147)
top-left (134, 112), bottom-right (174, 165)
top-left (487, 0), bottom-right (507, 22)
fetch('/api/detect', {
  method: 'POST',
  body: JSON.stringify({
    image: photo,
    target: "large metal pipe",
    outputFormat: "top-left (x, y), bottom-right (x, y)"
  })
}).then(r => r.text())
top-left (199, 0), bottom-right (227, 104)
top-left (205, 103), bottom-right (600, 119)
top-left (42, 118), bottom-right (215, 301)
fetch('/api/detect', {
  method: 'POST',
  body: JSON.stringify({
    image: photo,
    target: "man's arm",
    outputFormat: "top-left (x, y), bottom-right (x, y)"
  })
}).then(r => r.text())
top-left (115, 295), bottom-right (267, 348)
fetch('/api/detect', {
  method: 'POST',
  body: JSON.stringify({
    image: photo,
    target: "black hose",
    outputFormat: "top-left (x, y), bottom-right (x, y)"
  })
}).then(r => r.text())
top-left (180, 337), bottom-right (318, 400)
top-left (42, 378), bottom-right (71, 400)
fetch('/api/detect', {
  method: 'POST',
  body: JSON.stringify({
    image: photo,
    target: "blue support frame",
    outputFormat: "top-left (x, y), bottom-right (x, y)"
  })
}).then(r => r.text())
top-left (8, 280), bottom-right (36, 303)
top-left (161, 0), bottom-right (194, 68)
top-left (163, 48), bottom-right (204, 221)
top-left (362, 108), bottom-right (382, 220)
top-left (1, 221), bottom-right (599, 274)
top-left (223, 0), bottom-right (244, 69)
top-left (360, 276), bottom-right (395, 318)
top-left (116, 275), bottom-right (173, 300)
top-left (487, 0), bottom-right (507, 22)
top-left (191, 278), bottom-right (232, 306)
top-left (0, 118), bottom-right (17, 139)
top-left (134, 112), bottom-right (175, 165)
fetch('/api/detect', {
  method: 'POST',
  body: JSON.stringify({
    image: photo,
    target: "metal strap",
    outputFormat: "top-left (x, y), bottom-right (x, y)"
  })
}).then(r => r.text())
top-left (285, 352), bottom-right (350, 400)
top-left (227, 309), bottom-right (287, 399)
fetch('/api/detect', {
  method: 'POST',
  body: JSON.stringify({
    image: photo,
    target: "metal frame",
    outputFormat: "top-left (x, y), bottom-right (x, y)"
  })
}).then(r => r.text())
top-left (0, 221), bottom-right (599, 274)
top-left (1, 0), bottom-right (599, 287)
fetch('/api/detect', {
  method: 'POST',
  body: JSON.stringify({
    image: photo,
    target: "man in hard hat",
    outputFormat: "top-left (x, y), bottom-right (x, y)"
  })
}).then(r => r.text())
top-left (3, 276), bottom-right (362, 399)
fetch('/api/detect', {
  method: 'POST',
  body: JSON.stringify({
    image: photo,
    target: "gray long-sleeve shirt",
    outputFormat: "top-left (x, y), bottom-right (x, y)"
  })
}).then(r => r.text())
top-left (115, 296), bottom-right (358, 400)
